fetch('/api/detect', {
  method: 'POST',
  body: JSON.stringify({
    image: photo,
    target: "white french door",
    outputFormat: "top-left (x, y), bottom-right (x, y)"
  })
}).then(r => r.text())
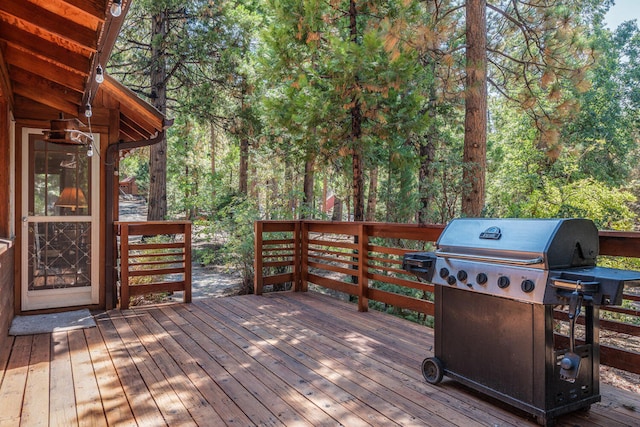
top-left (21, 128), bottom-right (99, 311)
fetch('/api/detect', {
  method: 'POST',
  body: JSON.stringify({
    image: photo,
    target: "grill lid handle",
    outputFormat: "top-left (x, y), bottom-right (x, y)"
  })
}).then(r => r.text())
top-left (435, 250), bottom-right (543, 266)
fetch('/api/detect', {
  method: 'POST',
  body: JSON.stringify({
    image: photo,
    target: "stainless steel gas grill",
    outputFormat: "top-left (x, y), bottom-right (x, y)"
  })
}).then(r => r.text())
top-left (402, 218), bottom-right (640, 426)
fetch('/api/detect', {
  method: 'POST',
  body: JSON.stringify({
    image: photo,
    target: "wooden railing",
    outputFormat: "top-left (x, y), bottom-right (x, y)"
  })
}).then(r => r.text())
top-left (115, 221), bottom-right (192, 309)
top-left (254, 220), bottom-right (640, 374)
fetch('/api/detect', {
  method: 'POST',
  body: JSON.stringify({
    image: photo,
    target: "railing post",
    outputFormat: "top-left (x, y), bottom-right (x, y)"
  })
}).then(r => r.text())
top-left (120, 223), bottom-right (130, 309)
top-left (254, 221), bottom-right (264, 295)
top-left (357, 223), bottom-right (369, 312)
top-left (293, 221), bottom-right (302, 291)
top-left (184, 222), bottom-right (192, 303)
top-left (301, 221), bottom-right (309, 292)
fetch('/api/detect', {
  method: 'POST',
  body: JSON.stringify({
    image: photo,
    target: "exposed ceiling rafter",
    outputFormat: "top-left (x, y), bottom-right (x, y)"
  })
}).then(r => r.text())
top-left (0, 0), bottom-right (165, 142)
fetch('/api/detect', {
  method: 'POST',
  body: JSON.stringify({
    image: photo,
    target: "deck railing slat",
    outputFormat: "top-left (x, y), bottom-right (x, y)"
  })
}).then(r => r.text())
top-left (115, 221), bottom-right (192, 309)
top-left (255, 220), bottom-right (640, 374)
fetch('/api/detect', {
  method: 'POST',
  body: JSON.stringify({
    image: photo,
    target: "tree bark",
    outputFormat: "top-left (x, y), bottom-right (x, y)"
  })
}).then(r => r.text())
top-left (250, 162), bottom-right (258, 201)
top-left (147, 10), bottom-right (168, 221)
top-left (331, 197), bottom-right (343, 221)
top-left (210, 122), bottom-right (216, 209)
top-left (302, 154), bottom-right (315, 219)
top-left (322, 175), bottom-right (328, 214)
top-left (349, 0), bottom-right (365, 222)
top-left (418, 60), bottom-right (438, 225)
top-left (418, 140), bottom-right (436, 223)
top-left (285, 163), bottom-right (295, 215)
top-left (462, 0), bottom-right (487, 217)
top-left (239, 80), bottom-right (249, 196)
top-left (366, 166), bottom-right (378, 221)
top-left (239, 136), bottom-right (249, 195)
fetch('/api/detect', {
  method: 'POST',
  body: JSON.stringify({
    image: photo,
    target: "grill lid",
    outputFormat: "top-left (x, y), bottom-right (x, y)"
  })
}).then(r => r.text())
top-left (436, 218), bottom-right (599, 269)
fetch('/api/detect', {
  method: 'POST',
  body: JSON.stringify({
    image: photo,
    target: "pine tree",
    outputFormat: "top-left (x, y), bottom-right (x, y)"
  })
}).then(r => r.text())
top-left (259, 0), bottom-right (426, 221)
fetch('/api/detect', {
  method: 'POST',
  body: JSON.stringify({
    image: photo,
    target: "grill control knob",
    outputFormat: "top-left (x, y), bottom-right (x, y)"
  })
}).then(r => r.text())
top-left (476, 273), bottom-right (488, 285)
top-left (497, 276), bottom-right (510, 289)
top-left (457, 270), bottom-right (468, 281)
top-left (447, 275), bottom-right (457, 285)
top-left (521, 279), bottom-right (535, 293)
top-left (439, 268), bottom-right (449, 279)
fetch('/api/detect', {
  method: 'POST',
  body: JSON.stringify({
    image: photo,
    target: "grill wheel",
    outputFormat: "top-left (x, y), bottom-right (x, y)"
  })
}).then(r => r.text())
top-left (421, 357), bottom-right (444, 384)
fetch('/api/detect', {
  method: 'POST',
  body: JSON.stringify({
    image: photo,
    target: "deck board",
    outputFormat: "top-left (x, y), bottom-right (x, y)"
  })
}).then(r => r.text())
top-left (21, 334), bottom-right (50, 427)
top-left (68, 329), bottom-right (109, 427)
top-left (1, 292), bottom-right (640, 426)
top-left (49, 332), bottom-right (78, 427)
top-left (83, 324), bottom-right (137, 426)
top-left (0, 335), bottom-right (32, 426)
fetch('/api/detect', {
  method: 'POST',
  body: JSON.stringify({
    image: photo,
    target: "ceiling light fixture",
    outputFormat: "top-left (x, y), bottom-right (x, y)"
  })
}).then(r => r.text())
top-left (110, 0), bottom-right (122, 17)
top-left (95, 65), bottom-right (104, 83)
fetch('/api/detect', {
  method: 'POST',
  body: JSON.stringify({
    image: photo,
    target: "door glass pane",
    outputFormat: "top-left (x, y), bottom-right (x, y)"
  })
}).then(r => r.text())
top-left (28, 222), bottom-right (92, 290)
top-left (32, 140), bottom-right (91, 216)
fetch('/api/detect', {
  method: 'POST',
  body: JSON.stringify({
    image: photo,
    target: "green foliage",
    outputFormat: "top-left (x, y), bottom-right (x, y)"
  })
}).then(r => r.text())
top-left (257, 0), bottom-right (429, 220)
top-left (119, 150), bottom-right (150, 195)
top-left (486, 17), bottom-right (640, 229)
top-left (561, 20), bottom-right (640, 186)
top-left (110, 2), bottom-right (640, 301)
top-left (217, 196), bottom-right (260, 292)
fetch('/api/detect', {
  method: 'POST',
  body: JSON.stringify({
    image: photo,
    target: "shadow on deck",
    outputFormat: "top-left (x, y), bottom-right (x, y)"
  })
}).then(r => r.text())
top-left (1, 292), bottom-right (639, 426)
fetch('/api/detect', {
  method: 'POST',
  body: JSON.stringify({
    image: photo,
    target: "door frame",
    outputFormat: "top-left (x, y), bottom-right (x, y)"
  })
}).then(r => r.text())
top-left (20, 127), bottom-right (100, 311)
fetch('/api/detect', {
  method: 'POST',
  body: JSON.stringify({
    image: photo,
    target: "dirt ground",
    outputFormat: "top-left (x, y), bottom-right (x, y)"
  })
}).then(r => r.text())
top-left (600, 365), bottom-right (640, 394)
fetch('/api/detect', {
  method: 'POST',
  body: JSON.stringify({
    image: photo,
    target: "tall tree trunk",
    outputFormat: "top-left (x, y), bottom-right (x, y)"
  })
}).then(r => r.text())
top-left (210, 122), bottom-right (216, 211)
top-left (239, 80), bottom-right (249, 196)
top-left (418, 140), bottom-right (436, 223)
top-left (239, 136), bottom-right (249, 195)
top-left (349, 0), bottom-right (364, 222)
top-left (385, 152), bottom-right (393, 222)
top-left (322, 175), bottom-right (328, 214)
top-left (332, 197), bottom-right (343, 221)
top-left (189, 172), bottom-right (198, 219)
top-left (366, 166), bottom-right (378, 221)
top-left (418, 60), bottom-right (438, 225)
top-left (268, 177), bottom-right (278, 219)
top-left (352, 145), bottom-right (364, 221)
top-left (250, 162), bottom-right (258, 202)
top-left (462, 0), bottom-right (487, 217)
top-left (285, 163), bottom-right (295, 216)
top-left (302, 154), bottom-right (315, 219)
top-left (147, 11), bottom-right (168, 221)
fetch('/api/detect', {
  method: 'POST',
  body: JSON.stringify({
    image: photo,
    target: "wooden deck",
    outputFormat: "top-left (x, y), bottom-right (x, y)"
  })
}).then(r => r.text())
top-left (1, 292), bottom-right (639, 427)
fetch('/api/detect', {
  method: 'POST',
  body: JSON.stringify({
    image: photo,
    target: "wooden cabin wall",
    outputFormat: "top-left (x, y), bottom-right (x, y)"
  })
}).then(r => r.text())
top-left (0, 248), bottom-right (14, 350)
top-left (0, 98), bottom-right (15, 348)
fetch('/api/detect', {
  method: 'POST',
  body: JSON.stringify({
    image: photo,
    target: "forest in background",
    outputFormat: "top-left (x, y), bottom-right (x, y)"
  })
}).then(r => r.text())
top-left (108, 0), bottom-right (640, 271)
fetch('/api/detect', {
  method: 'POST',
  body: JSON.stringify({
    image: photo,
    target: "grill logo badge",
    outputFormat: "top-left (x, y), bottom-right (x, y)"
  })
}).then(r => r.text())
top-left (479, 226), bottom-right (502, 240)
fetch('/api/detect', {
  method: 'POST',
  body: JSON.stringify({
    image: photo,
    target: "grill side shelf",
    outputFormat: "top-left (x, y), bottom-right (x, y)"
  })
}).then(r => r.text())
top-left (402, 252), bottom-right (437, 282)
